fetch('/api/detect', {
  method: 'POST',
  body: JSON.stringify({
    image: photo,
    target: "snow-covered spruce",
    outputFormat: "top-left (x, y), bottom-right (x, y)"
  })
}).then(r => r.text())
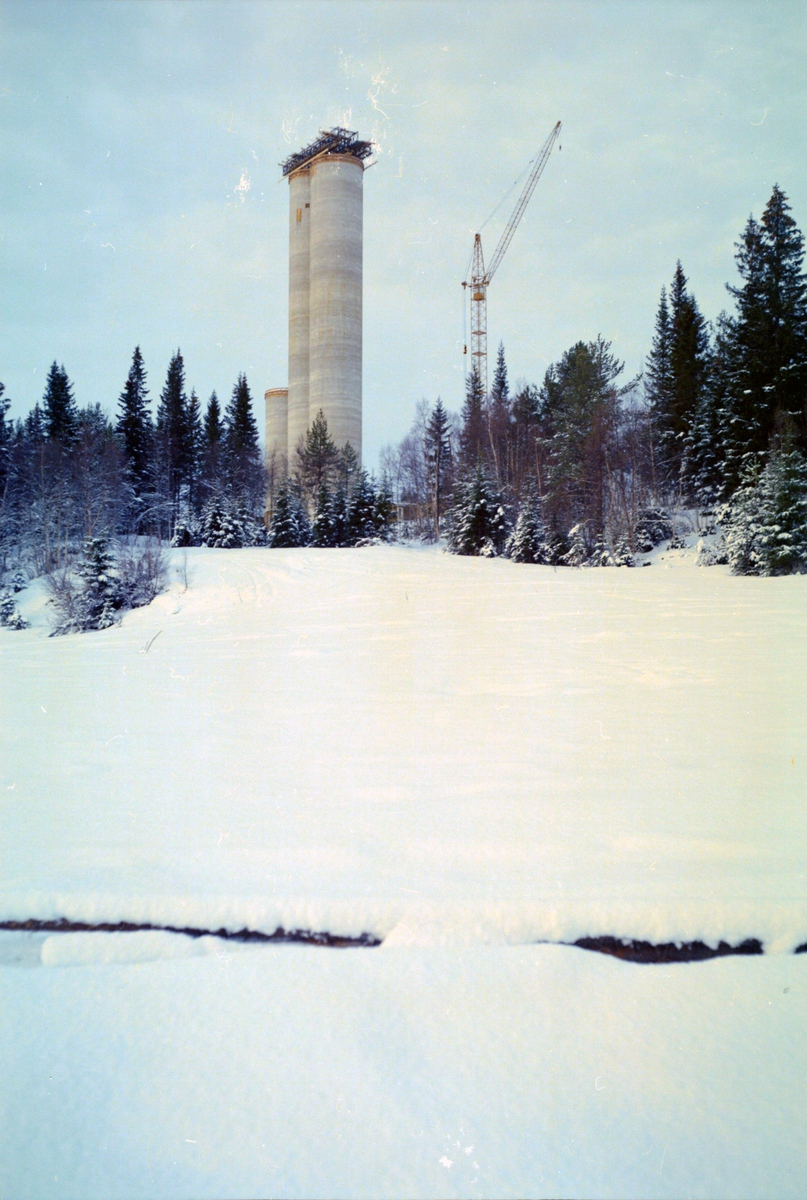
top-left (721, 446), bottom-right (807, 576)
top-left (48, 534), bottom-right (166, 635)
top-left (0, 589), bottom-right (28, 630)
top-left (447, 465), bottom-right (507, 557)
top-left (196, 499), bottom-right (266, 549)
top-left (269, 480), bottom-right (311, 548)
top-left (505, 493), bottom-right (549, 564)
top-left (347, 470), bottom-right (378, 543)
top-left (311, 483), bottom-right (347, 547)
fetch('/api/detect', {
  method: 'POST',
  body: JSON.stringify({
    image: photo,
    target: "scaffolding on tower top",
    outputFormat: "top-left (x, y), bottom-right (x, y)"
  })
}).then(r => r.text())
top-left (281, 127), bottom-right (374, 177)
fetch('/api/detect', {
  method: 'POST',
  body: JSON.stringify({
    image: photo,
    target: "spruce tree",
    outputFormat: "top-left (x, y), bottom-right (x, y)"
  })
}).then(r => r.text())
top-left (223, 374), bottom-right (263, 519)
top-left (186, 388), bottom-right (203, 512)
top-left (25, 403), bottom-right (45, 445)
top-left (202, 391), bottom-right (224, 499)
top-left (116, 347), bottom-right (152, 490)
top-left (330, 482), bottom-right (349, 545)
top-left (539, 337), bottom-right (624, 540)
top-left (761, 445), bottom-right (807, 574)
top-left (204, 391), bottom-right (223, 445)
top-left (424, 398), bottom-right (452, 539)
top-left (51, 534), bottom-right (121, 634)
top-left (337, 442), bottom-right (359, 494)
top-left (155, 349), bottom-right (189, 523)
top-left (646, 286), bottom-right (673, 428)
top-left (686, 315), bottom-right (725, 508)
top-left (506, 492), bottom-right (547, 563)
top-left (0, 587), bottom-right (28, 630)
top-left (311, 483), bottom-right (337, 547)
top-left (646, 267), bottom-right (709, 492)
top-left (225, 375), bottom-right (259, 466)
top-left (488, 342), bottom-right (510, 489)
top-left (76, 534), bottom-right (120, 628)
top-left (669, 264), bottom-right (710, 441)
top-left (447, 463), bottom-right (507, 556)
top-left (459, 363), bottom-right (487, 471)
top-left (491, 342), bottom-right (509, 407)
top-left (348, 470), bottom-right (377, 543)
top-left (561, 523), bottom-right (588, 567)
top-left (0, 381), bottom-right (10, 499)
top-left (270, 479), bottom-right (311, 547)
top-left (510, 382), bottom-right (542, 499)
top-left (297, 409), bottom-right (339, 499)
top-left (718, 187), bottom-right (807, 493)
top-left (42, 362), bottom-right (79, 444)
top-left (373, 476), bottom-right (396, 541)
top-left (0, 384), bottom-right (13, 561)
top-left (723, 440), bottom-right (807, 575)
top-left (200, 498), bottom-right (252, 548)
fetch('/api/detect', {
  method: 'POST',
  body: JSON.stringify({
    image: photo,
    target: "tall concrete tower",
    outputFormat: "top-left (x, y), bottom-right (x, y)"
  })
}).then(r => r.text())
top-left (268, 127), bottom-right (372, 471)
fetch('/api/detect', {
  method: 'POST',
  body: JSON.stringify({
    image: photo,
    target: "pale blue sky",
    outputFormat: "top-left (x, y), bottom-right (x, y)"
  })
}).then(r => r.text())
top-left (1, 0), bottom-right (805, 466)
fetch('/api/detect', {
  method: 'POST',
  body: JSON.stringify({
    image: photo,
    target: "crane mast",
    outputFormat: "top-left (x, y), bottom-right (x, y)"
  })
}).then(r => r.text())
top-left (463, 120), bottom-right (561, 395)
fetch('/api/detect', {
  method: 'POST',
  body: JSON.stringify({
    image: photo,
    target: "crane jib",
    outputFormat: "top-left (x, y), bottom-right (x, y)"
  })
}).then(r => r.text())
top-left (462, 119), bottom-right (561, 395)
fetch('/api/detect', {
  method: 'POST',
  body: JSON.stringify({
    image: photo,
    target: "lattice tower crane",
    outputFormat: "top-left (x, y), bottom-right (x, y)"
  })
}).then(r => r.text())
top-left (463, 120), bottom-right (561, 394)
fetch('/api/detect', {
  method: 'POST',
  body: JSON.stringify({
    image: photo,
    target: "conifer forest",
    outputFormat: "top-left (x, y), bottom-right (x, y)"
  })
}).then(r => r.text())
top-left (1, 184), bottom-right (806, 633)
top-left (385, 185), bottom-right (807, 574)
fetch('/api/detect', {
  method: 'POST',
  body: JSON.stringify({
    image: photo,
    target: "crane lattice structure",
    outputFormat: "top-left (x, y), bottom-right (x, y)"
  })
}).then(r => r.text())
top-left (463, 120), bottom-right (561, 394)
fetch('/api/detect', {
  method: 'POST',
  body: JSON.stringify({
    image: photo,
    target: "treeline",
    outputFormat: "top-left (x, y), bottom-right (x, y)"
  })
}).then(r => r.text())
top-left (382, 184), bottom-right (807, 574)
top-left (0, 347), bottom-right (266, 576)
top-left (0, 339), bottom-right (397, 597)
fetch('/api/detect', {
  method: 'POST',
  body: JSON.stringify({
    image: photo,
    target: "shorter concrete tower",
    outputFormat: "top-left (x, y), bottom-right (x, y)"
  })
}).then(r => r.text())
top-left (264, 387), bottom-right (289, 466)
top-left (267, 128), bottom-right (372, 476)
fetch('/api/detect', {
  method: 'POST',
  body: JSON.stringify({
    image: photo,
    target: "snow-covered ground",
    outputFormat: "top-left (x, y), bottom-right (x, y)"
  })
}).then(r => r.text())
top-left (2, 544), bottom-right (806, 1197)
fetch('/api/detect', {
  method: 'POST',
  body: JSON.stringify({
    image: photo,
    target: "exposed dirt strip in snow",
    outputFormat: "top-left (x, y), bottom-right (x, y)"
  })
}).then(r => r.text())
top-left (4, 919), bottom-right (800, 961)
top-left (572, 934), bottom-right (764, 962)
top-left (0, 918), bottom-right (381, 948)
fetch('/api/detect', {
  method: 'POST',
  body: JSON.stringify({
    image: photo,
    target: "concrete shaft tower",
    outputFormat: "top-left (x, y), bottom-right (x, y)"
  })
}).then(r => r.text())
top-left (308, 154), bottom-right (363, 455)
top-left (277, 127), bottom-right (372, 467)
top-left (286, 168), bottom-right (311, 456)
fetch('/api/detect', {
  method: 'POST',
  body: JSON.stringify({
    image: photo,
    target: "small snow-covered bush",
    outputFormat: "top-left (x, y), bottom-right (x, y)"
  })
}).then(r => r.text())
top-left (696, 536), bottom-right (728, 566)
top-left (633, 509), bottom-right (673, 554)
top-left (117, 539), bottom-right (168, 608)
top-left (171, 515), bottom-right (202, 548)
top-left (561, 524), bottom-right (588, 568)
top-left (612, 538), bottom-right (636, 567)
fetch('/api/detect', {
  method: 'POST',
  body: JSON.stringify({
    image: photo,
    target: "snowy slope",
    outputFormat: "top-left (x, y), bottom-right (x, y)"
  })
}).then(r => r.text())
top-left (2, 544), bottom-right (807, 949)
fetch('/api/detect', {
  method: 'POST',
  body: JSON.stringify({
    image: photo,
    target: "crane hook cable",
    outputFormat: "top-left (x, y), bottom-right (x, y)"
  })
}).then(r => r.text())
top-left (463, 148), bottom-right (540, 284)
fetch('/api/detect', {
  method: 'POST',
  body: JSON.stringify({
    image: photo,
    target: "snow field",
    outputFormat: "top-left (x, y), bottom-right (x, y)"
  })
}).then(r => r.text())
top-left (3, 543), bottom-right (807, 1198)
top-left (1, 939), bottom-right (806, 1200)
top-left (2, 544), bottom-right (806, 949)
